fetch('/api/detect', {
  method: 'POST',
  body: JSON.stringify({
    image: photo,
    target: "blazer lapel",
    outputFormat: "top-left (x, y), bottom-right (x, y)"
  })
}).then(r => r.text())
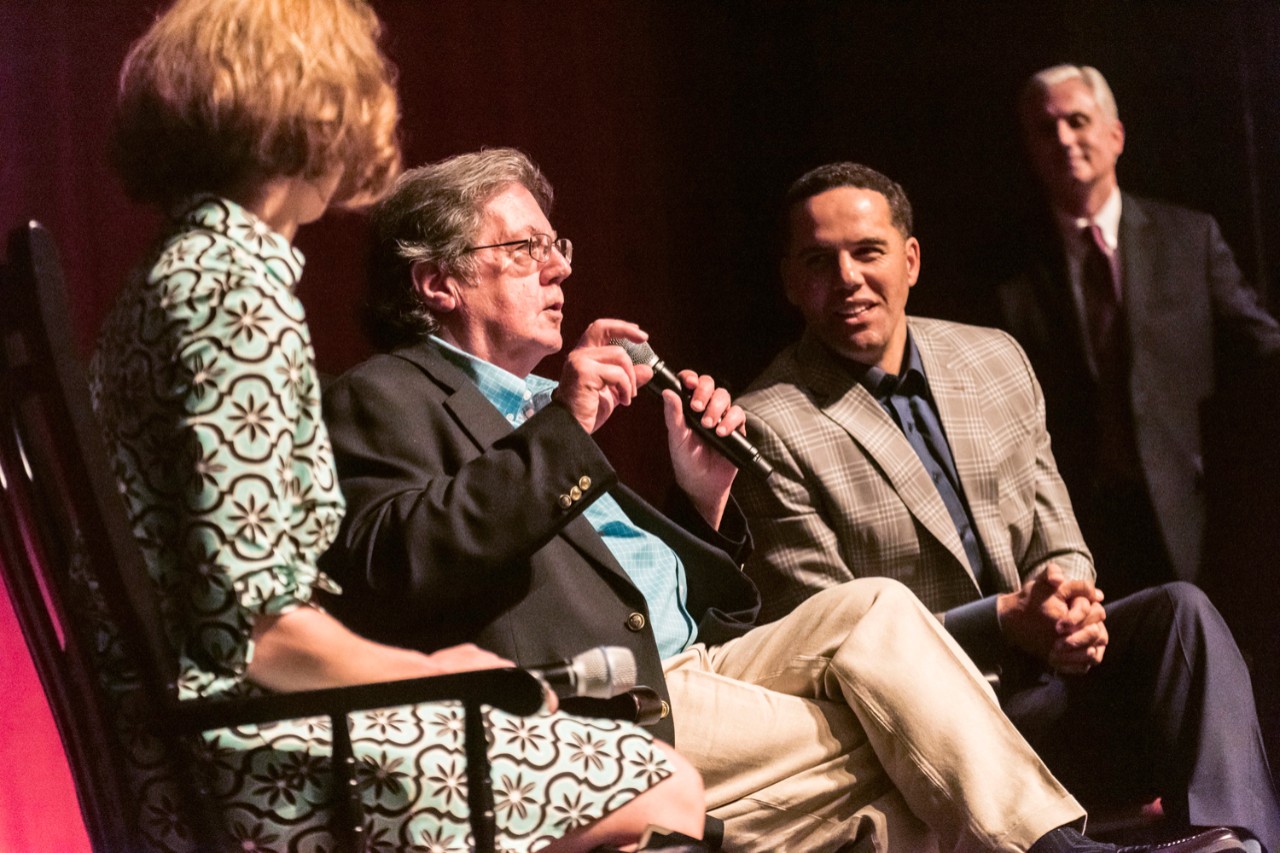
top-left (912, 324), bottom-right (1018, 592)
top-left (794, 333), bottom-right (972, 572)
top-left (393, 342), bottom-right (514, 450)
top-left (1036, 226), bottom-right (1097, 382)
top-left (1003, 213), bottom-right (1096, 384)
top-left (393, 342), bottom-right (633, 583)
top-left (1118, 192), bottom-right (1157, 329)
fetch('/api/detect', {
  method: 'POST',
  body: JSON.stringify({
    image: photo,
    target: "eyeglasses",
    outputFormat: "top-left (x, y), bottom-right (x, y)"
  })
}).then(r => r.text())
top-left (461, 233), bottom-right (573, 265)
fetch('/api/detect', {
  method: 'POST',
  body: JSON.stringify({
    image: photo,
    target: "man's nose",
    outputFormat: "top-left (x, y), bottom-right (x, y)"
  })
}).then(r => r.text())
top-left (837, 252), bottom-right (863, 288)
top-left (542, 248), bottom-right (572, 284)
top-left (1055, 119), bottom-right (1074, 147)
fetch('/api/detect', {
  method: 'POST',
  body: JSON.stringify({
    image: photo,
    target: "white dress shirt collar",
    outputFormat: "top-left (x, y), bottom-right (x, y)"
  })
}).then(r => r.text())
top-left (1055, 185), bottom-right (1122, 254)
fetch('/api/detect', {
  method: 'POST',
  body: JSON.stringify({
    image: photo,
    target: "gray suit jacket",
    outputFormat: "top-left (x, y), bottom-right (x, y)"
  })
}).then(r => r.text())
top-left (735, 318), bottom-right (1092, 625)
top-left (993, 193), bottom-right (1280, 581)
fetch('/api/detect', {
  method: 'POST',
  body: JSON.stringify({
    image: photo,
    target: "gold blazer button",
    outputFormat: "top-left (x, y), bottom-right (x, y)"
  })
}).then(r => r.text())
top-left (578, 476), bottom-right (592, 491)
top-left (558, 494), bottom-right (573, 509)
top-left (625, 612), bottom-right (646, 631)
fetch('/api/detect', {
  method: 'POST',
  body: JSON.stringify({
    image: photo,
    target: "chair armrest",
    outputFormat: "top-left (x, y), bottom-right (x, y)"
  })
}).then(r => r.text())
top-left (161, 668), bottom-right (546, 734)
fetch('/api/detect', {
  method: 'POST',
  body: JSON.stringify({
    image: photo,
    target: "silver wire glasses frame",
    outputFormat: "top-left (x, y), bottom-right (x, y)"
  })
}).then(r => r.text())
top-left (461, 233), bottom-right (573, 264)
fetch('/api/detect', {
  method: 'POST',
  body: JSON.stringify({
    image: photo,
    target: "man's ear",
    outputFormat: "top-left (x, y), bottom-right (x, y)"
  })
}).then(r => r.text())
top-left (412, 260), bottom-right (459, 315)
top-left (905, 236), bottom-right (922, 289)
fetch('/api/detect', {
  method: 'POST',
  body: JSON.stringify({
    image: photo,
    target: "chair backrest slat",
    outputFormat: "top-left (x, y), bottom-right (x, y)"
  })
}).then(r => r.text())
top-left (11, 222), bottom-right (179, 696)
top-left (0, 221), bottom-right (142, 850)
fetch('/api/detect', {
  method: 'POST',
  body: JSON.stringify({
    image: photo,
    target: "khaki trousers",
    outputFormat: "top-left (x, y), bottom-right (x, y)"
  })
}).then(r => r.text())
top-left (663, 578), bottom-right (1084, 852)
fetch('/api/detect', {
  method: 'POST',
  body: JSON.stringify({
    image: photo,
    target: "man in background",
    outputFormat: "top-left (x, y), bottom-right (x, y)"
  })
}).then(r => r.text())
top-left (993, 63), bottom-right (1280, 598)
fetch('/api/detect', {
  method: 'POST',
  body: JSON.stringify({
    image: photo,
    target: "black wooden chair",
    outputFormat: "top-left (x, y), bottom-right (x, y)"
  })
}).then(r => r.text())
top-left (0, 220), bottom-right (550, 852)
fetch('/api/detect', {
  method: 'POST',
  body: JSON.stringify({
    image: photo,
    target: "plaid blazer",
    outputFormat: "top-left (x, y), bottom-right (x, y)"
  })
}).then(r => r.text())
top-left (736, 317), bottom-right (1093, 623)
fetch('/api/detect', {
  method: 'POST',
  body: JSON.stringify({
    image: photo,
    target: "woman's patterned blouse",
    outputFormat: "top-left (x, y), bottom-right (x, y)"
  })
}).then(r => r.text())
top-left (89, 195), bottom-right (344, 700)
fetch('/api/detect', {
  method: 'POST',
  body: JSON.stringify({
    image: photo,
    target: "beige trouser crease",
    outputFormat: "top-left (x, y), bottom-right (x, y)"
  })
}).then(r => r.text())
top-left (663, 577), bottom-right (1084, 852)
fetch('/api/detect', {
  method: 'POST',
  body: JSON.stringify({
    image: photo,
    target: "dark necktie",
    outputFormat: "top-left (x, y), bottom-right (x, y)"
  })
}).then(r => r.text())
top-left (1079, 224), bottom-right (1140, 484)
top-left (876, 372), bottom-right (996, 595)
top-left (1080, 223), bottom-right (1121, 366)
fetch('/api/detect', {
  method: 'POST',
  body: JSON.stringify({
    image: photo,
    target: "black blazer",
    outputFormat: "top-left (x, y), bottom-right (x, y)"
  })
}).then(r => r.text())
top-left (994, 193), bottom-right (1280, 581)
top-left (320, 341), bottom-right (761, 741)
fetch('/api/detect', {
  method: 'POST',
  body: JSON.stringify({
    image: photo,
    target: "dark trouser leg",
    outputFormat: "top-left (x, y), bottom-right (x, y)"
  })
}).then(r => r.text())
top-left (1002, 582), bottom-right (1280, 852)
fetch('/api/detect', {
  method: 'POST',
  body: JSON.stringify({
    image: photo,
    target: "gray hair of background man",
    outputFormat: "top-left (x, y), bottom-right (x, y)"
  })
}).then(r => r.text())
top-left (1020, 64), bottom-right (1120, 123)
top-left (364, 147), bottom-right (554, 350)
top-left (779, 162), bottom-right (914, 254)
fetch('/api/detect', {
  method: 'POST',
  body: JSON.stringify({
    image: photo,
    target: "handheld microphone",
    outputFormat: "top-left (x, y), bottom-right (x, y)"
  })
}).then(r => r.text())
top-left (527, 646), bottom-right (637, 699)
top-left (610, 338), bottom-right (774, 480)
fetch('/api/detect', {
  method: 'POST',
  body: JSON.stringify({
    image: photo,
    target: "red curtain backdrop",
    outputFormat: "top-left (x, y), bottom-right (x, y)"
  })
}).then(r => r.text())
top-left (4, 3), bottom-right (1280, 848)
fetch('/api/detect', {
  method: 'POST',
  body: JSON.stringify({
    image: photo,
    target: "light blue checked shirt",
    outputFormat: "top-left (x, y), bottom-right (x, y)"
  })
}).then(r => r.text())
top-left (429, 337), bottom-right (697, 657)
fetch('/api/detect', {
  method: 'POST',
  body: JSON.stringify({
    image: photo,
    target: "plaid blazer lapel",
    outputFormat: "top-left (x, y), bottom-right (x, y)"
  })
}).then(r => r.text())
top-left (912, 324), bottom-right (1021, 592)
top-left (794, 334), bottom-right (972, 572)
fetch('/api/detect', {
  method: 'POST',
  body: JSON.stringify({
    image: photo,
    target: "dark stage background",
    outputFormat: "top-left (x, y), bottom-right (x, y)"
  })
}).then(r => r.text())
top-left (3, 2), bottom-right (1279, 847)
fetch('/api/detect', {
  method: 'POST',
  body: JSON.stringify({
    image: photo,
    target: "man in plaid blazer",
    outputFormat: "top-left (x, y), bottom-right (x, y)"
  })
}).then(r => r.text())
top-left (735, 162), bottom-right (1280, 852)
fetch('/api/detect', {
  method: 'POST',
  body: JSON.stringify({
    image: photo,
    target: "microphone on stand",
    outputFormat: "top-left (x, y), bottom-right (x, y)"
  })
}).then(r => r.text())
top-left (527, 646), bottom-right (637, 699)
top-left (610, 338), bottom-right (774, 480)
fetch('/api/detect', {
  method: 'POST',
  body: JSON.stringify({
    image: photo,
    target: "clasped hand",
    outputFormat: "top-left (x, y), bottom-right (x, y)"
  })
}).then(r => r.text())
top-left (997, 563), bottom-right (1108, 674)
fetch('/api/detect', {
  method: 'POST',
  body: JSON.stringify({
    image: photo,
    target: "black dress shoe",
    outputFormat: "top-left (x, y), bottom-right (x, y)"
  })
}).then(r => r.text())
top-left (1118, 826), bottom-right (1245, 853)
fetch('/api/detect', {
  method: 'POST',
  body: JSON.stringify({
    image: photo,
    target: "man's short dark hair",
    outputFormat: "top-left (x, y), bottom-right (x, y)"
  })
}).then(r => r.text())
top-left (781, 162), bottom-right (914, 253)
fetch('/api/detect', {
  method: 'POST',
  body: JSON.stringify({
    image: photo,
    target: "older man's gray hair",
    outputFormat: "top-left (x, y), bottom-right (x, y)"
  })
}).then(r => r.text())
top-left (365, 147), bottom-right (553, 350)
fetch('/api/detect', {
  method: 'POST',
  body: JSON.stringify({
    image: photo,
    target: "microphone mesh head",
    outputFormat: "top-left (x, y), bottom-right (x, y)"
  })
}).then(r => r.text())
top-left (608, 338), bottom-right (657, 368)
top-left (574, 645), bottom-right (637, 698)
